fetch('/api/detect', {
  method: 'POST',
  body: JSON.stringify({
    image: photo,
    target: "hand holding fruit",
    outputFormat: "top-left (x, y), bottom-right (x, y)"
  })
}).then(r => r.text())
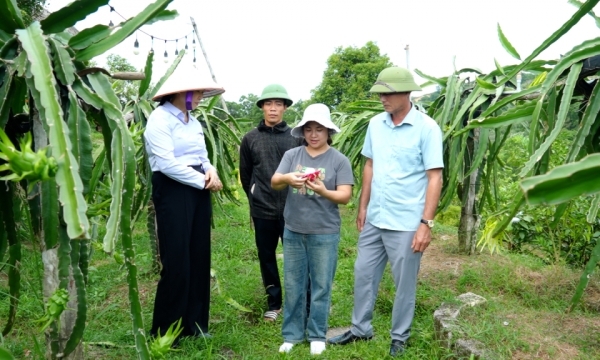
top-left (305, 176), bottom-right (326, 195)
top-left (286, 173), bottom-right (307, 189)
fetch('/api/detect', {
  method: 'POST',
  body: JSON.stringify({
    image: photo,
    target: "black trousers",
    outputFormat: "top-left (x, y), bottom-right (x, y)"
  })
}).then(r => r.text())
top-left (252, 217), bottom-right (285, 310)
top-left (150, 171), bottom-right (212, 337)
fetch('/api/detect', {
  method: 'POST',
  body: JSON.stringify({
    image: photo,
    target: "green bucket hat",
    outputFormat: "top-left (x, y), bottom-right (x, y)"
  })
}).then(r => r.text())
top-left (369, 67), bottom-right (422, 93)
top-left (256, 84), bottom-right (293, 108)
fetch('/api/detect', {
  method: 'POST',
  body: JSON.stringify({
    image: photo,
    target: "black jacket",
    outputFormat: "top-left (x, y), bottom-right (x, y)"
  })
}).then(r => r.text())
top-left (239, 120), bottom-right (302, 220)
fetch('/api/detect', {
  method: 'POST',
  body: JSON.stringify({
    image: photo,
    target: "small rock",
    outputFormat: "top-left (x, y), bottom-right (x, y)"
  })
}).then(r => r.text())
top-left (456, 292), bottom-right (487, 307)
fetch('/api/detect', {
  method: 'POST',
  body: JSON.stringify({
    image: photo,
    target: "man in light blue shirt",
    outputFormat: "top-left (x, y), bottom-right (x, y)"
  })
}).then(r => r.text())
top-left (328, 67), bottom-right (443, 357)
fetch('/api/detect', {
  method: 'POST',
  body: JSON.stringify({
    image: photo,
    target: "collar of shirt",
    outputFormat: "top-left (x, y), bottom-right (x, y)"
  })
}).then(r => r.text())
top-left (162, 101), bottom-right (188, 124)
top-left (382, 103), bottom-right (417, 128)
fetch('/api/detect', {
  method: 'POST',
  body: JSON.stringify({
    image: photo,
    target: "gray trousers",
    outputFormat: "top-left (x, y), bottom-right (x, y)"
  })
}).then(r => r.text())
top-left (350, 222), bottom-right (422, 342)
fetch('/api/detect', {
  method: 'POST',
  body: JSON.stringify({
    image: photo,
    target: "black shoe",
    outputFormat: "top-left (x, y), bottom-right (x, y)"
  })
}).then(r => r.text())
top-left (327, 330), bottom-right (372, 345)
top-left (389, 340), bottom-right (406, 357)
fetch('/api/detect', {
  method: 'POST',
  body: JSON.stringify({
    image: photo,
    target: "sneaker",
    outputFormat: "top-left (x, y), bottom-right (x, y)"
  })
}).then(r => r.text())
top-left (279, 342), bottom-right (294, 353)
top-left (310, 341), bottom-right (326, 355)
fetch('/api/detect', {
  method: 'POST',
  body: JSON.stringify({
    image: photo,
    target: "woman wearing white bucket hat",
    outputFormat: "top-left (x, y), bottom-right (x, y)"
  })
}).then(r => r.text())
top-left (144, 64), bottom-right (224, 342)
top-left (271, 103), bottom-right (354, 355)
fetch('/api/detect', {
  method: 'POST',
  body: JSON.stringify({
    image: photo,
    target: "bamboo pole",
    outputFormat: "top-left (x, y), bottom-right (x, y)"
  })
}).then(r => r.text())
top-left (190, 16), bottom-right (229, 112)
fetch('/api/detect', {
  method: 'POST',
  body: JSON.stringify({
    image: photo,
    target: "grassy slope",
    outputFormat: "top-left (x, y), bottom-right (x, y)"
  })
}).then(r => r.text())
top-left (1, 197), bottom-right (599, 359)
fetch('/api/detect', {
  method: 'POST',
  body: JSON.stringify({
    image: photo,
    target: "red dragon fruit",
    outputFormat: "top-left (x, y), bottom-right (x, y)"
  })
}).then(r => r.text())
top-left (302, 169), bottom-right (321, 181)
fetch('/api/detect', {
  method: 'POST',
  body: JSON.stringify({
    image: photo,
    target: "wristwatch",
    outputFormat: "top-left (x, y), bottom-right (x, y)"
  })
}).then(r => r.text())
top-left (420, 219), bottom-right (434, 228)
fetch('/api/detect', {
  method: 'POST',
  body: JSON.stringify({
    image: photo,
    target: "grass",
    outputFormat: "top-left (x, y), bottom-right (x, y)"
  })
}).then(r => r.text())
top-left (1, 197), bottom-right (600, 359)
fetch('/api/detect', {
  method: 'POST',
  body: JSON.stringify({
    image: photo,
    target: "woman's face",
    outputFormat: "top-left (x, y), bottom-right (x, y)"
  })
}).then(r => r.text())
top-left (189, 90), bottom-right (204, 110)
top-left (174, 90), bottom-right (204, 110)
top-left (303, 121), bottom-right (329, 151)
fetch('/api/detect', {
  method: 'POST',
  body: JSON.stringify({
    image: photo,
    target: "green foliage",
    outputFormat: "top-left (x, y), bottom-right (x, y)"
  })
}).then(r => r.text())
top-left (106, 54), bottom-right (139, 106)
top-left (149, 319), bottom-right (183, 359)
top-left (510, 201), bottom-right (600, 267)
top-left (224, 93), bottom-right (262, 129)
top-left (0, 130), bottom-right (57, 187)
top-left (16, 0), bottom-right (46, 26)
top-left (435, 205), bottom-right (461, 227)
top-left (310, 41), bottom-right (392, 111)
top-left (35, 288), bottom-right (69, 332)
top-left (225, 94), bottom-right (304, 130)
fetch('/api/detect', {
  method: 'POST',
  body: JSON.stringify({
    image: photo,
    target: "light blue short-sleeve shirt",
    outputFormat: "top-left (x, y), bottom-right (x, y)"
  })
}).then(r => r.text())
top-left (362, 105), bottom-right (444, 231)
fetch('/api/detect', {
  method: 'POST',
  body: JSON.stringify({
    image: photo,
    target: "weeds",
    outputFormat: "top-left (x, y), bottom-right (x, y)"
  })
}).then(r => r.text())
top-left (0, 198), bottom-right (599, 359)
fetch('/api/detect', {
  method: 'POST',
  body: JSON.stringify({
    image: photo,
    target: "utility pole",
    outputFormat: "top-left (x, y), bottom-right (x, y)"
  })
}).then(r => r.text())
top-left (190, 16), bottom-right (229, 112)
top-left (404, 44), bottom-right (410, 71)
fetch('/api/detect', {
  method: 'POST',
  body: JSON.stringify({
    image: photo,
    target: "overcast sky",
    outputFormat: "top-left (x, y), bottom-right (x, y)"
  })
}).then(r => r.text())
top-left (47, 0), bottom-right (600, 102)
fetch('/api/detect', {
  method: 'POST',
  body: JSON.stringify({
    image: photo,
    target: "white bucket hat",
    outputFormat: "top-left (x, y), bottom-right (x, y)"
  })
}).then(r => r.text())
top-left (152, 64), bottom-right (225, 101)
top-left (291, 103), bottom-right (341, 137)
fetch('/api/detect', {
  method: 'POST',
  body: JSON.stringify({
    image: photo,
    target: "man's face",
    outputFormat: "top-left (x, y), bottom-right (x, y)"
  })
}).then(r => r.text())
top-left (261, 99), bottom-right (287, 126)
top-left (379, 92), bottom-right (410, 114)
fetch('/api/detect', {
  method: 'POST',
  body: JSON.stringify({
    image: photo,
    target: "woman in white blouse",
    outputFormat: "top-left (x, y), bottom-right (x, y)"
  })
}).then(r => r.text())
top-left (144, 64), bottom-right (224, 342)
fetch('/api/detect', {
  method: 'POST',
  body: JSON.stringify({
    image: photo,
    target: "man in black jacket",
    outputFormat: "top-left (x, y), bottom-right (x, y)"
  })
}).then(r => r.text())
top-left (239, 84), bottom-right (302, 322)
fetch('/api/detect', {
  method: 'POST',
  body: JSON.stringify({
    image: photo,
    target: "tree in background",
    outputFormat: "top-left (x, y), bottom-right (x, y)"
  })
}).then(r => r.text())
top-left (17, 0), bottom-right (47, 25)
top-left (310, 41), bottom-right (392, 111)
top-left (226, 94), bottom-right (304, 131)
top-left (106, 54), bottom-right (139, 107)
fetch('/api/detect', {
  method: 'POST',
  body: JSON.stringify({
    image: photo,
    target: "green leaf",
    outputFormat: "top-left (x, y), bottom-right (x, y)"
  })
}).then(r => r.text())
top-left (87, 72), bottom-right (121, 109)
top-left (41, 178), bottom-right (59, 249)
top-left (225, 297), bottom-right (252, 312)
top-left (566, 79), bottom-right (600, 163)
top-left (413, 68), bottom-right (448, 87)
top-left (479, 85), bottom-right (541, 118)
top-left (0, 347), bottom-right (15, 360)
top-left (494, 58), bottom-right (505, 75)
top-left (458, 101), bottom-right (537, 135)
top-left (48, 37), bottom-right (76, 86)
top-left (103, 130), bottom-right (123, 253)
top-left (568, 0), bottom-right (600, 28)
top-left (570, 235), bottom-right (600, 311)
top-left (519, 62), bottom-right (582, 177)
top-left (464, 128), bottom-right (489, 178)
top-left (71, 77), bottom-right (122, 120)
top-left (0, 71), bottom-right (14, 129)
top-left (0, 0), bottom-right (25, 34)
top-left (138, 51), bottom-right (154, 97)
top-left (443, 88), bottom-right (485, 140)
top-left (68, 25), bottom-right (112, 50)
top-left (68, 90), bottom-right (93, 195)
top-left (75, 0), bottom-right (174, 61)
top-left (475, 77), bottom-right (497, 90)
top-left (143, 9), bottom-right (179, 26)
top-left (521, 153), bottom-right (600, 205)
top-left (0, 36), bottom-right (18, 60)
top-left (588, 195), bottom-right (600, 223)
top-left (137, 100), bottom-right (153, 120)
top-left (497, 0), bottom-right (600, 87)
top-left (85, 147), bottom-right (105, 200)
top-left (497, 23), bottom-right (521, 60)
top-left (40, 0), bottom-right (110, 34)
top-left (0, 28), bottom-right (11, 43)
top-left (17, 22), bottom-right (89, 239)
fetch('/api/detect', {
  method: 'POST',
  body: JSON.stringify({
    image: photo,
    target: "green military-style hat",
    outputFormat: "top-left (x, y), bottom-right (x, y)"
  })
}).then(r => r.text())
top-left (369, 67), bottom-right (422, 93)
top-left (256, 84), bottom-right (294, 108)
